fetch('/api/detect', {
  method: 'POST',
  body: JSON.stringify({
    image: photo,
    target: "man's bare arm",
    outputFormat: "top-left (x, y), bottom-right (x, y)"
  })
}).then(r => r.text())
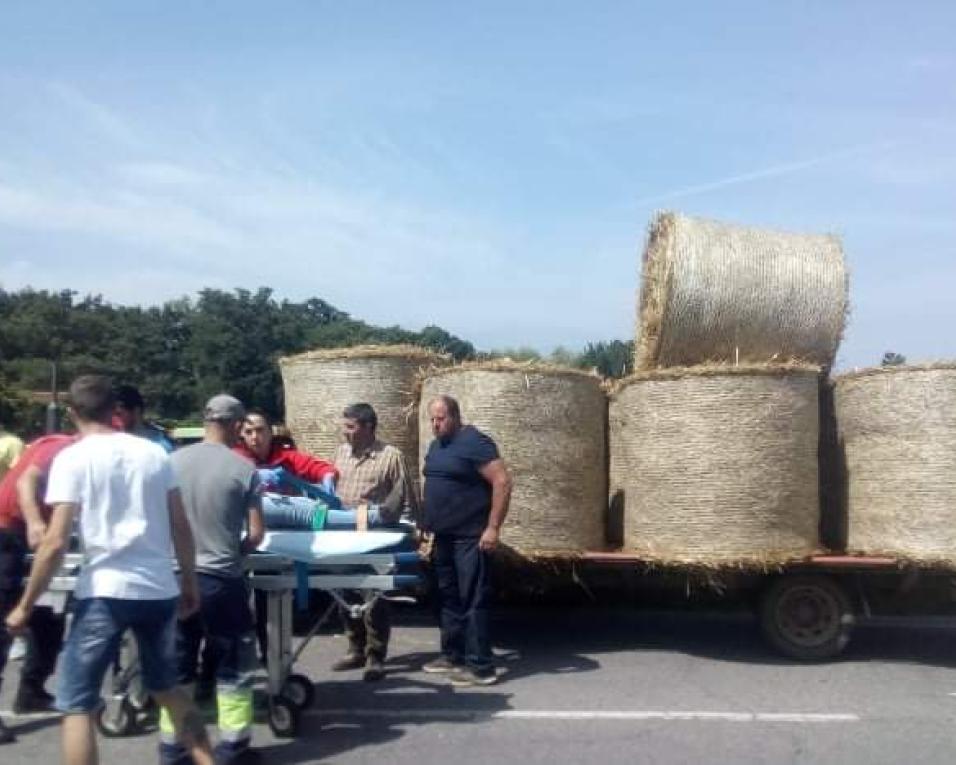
top-left (477, 459), bottom-right (513, 551)
top-left (5, 502), bottom-right (74, 634)
top-left (168, 488), bottom-right (200, 619)
top-left (16, 465), bottom-right (47, 550)
top-left (168, 488), bottom-right (197, 576)
top-left (241, 501), bottom-right (265, 554)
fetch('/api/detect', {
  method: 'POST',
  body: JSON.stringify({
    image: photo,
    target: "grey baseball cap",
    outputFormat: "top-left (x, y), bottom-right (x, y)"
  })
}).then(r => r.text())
top-left (203, 394), bottom-right (245, 422)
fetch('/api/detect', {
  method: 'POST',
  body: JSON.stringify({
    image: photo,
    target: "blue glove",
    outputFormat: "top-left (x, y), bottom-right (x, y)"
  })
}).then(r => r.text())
top-left (257, 467), bottom-right (285, 491)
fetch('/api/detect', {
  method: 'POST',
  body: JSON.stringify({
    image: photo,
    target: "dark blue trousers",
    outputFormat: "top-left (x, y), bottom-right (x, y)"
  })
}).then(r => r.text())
top-left (433, 535), bottom-right (493, 671)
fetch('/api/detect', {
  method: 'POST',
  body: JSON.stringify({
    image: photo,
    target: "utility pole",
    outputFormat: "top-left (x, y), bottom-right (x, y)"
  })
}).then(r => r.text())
top-left (45, 361), bottom-right (60, 433)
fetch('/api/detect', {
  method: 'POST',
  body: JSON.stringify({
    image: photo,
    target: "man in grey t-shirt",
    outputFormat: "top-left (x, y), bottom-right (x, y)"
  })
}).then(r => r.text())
top-left (162, 394), bottom-right (264, 765)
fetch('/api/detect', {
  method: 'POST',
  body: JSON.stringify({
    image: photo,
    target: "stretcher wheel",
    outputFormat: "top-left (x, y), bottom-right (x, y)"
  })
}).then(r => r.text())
top-left (281, 674), bottom-right (315, 710)
top-left (96, 698), bottom-right (137, 737)
top-left (268, 697), bottom-right (300, 738)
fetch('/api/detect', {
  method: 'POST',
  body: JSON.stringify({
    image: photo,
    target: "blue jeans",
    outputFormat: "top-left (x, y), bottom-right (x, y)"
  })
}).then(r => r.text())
top-left (262, 494), bottom-right (389, 529)
top-left (433, 535), bottom-right (493, 672)
top-left (56, 597), bottom-right (178, 713)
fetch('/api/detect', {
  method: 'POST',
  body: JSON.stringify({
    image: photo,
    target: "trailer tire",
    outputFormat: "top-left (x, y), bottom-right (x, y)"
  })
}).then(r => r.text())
top-left (760, 575), bottom-right (854, 660)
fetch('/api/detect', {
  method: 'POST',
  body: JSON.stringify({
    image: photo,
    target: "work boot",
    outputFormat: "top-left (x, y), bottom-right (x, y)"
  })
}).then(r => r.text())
top-left (448, 666), bottom-right (497, 687)
top-left (422, 655), bottom-right (463, 674)
top-left (13, 685), bottom-right (56, 714)
top-left (362, 656), bottom-right (385, 682)
top-left (331, 652), bottom-right (364, 672)
top-left (0, 717), bottom-right (15, 744)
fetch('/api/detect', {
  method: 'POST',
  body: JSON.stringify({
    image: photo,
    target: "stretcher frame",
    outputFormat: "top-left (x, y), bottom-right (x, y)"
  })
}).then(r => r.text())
top-left (42, 547), bottom-right (422, 738)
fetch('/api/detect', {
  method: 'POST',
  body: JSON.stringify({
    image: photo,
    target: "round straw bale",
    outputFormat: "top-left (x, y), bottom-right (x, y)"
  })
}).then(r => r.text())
top-left (635, 212), bottom-right (848, 370)
top-left (279, 345), bottom-right (449, 463)
top-left (834, 364), bottom-right (956, 562)
top-left (610, 366), bottom-right (821, 565)
top-left (419, 362), bottom-right (608, 554)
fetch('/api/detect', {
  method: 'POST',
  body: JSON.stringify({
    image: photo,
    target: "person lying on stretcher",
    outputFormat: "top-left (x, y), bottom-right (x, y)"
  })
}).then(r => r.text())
top-left (257, 466), bottom-right (403, 531)
top-left (234, 409), bottom-right (338, 491)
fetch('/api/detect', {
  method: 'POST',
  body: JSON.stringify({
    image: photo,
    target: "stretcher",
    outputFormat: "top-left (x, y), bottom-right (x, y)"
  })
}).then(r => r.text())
top-left (40, 528), bottom-right (422, 738)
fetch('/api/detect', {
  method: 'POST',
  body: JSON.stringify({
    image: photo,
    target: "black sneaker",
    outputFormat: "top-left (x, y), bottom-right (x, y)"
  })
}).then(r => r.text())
top-left (362, 656), bottom-right (385, 682)
top-left (448, 667), bottom-right (497, 687)
top-left (422, 655), bottom-right (463, 674)
top-left (13, 687), bottom-right (56, 714)
top-left (0, 717), bottom-right (15, 745)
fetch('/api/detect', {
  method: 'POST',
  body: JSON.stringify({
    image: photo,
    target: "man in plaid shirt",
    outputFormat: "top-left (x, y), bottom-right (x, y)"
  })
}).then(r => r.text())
top-left (330, 403), bottom-right (418, 681)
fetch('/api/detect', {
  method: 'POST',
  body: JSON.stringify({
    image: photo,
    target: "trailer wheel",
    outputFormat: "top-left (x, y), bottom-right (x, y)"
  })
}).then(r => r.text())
top-left (268, 697), bottom-right (300, 738)
top-left (760, 575), bottom-right (853, 660)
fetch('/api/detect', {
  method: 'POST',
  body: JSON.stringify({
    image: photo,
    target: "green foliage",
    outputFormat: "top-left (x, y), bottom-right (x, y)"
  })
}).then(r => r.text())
top-left (483, 346), bottom-right (543, 362)
top-left (577, 340), bottom-right (633, 378)
top-left (0, 285), bottom-right (631, 438)
top-left (0, 286), bottom-right (475, 430)
top-left (881, 351), bottom-right (906, 367)
top-left (481, 341), bottom-right (633, 378)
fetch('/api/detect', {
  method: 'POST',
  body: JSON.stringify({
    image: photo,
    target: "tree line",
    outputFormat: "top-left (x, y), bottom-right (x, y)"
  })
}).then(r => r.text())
top-left (0, 287), bottom-right (632, 437)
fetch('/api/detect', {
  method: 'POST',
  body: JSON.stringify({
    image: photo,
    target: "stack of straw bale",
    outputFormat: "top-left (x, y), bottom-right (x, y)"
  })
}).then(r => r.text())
top-left (635, 212), bottom-right (848, 370)
top-left (419, 362), bottom-right (607, 554)
top-left (834, 364), bottom-right (956, 562)
top-left (279, 345), bottom-right (448, 464)
top-left (609, 365), bottom-right (822, 564)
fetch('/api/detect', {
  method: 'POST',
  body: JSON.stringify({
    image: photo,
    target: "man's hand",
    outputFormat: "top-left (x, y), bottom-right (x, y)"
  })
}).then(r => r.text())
top-left (479, 525), bottom-right (499, 552)
top-left (26, 521), bottom-right (48, 551)
top-left (178, 574), bottom-right (200, 620)
top-left (5, 604), bottom-right (32, 636)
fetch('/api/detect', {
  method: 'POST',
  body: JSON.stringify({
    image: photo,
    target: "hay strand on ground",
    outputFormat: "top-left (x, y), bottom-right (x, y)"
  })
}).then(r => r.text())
top-left (610, 367), bottom-right (822, 564)
top-left (634, 212), bottom-right (848, 369)
top-left (834, 363), bottom-right (956, 562)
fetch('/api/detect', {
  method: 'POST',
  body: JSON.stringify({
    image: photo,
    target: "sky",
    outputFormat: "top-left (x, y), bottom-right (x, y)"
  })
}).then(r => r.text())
top-left (0, 1), bottom-right (953, 369)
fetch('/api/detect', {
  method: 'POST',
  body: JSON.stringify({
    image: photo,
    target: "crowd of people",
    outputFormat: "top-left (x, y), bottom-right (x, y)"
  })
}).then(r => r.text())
top-left (0, 376), bottom-right (513, 765)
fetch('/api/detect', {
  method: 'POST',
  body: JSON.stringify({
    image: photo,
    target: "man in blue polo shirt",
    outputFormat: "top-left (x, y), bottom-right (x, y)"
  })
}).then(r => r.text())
top-left (420, 395), bottom-right (512, 687)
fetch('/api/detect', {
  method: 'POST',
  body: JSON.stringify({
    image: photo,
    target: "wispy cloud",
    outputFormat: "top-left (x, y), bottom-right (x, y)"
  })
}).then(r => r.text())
top-left (46, 81), bottom-right (142, 149)
top-left (117, 162), bottom-right (210, 187)
top-left (0, 182), bottom-right (241, 251)
top-left (633, 141), bottom-right (899, 207)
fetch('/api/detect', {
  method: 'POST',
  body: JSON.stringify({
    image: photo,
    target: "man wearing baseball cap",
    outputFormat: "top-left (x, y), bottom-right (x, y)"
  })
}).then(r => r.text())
top-left (161, 394), bottom-right (265, 765)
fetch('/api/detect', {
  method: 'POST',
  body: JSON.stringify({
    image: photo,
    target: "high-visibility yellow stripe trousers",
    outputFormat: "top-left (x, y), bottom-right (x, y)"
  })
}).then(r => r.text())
top-left (159, 574), bottom-right (258, 765)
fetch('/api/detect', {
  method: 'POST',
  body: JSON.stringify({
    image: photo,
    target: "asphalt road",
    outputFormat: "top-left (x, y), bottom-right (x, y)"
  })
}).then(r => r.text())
top-left (3, 606), bottom-right (956, 764)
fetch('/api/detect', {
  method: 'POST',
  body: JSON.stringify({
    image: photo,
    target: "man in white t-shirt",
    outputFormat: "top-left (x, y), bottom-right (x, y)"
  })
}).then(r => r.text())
top-left (4, 375), bottom-right (214, 765)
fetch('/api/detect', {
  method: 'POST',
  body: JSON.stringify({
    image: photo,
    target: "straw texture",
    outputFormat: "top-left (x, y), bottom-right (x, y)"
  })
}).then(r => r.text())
top-left (419, 363), bottom-right (608, 554)
top-left (610, 367), bottom-right (821, 564)
top-left (834, 364), bottom-right (956, 562)
top-left (279, 345), bottom-right (448, 463)
top-left (635, 212), bottom-right (848, 370)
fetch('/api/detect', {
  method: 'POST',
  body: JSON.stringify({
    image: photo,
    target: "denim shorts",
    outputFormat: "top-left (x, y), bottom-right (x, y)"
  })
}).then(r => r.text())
top-left (56, 596), bottom-right (179, 713)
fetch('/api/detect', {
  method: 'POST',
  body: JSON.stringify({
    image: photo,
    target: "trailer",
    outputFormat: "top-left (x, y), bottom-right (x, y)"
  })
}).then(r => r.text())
top-left (515, 551), bottom-right (956, 661)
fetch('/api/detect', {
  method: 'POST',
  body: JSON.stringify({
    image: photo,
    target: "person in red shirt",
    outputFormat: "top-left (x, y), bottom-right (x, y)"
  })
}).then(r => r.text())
top-left (0, 434), bottom-right (75, 743)
top-left (227, 409), bottom-right (338, 675)
top-left (233, 409), bottom-right (337, 487)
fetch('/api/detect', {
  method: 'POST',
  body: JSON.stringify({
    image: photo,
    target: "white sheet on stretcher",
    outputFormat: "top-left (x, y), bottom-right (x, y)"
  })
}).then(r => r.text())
top-left (259, 530), bottom-right (408, 562)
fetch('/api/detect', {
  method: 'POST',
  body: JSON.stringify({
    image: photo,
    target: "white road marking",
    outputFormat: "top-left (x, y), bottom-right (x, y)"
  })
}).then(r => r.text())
top-left (309, 708), bottom-right (860, 723)
top-left (0, 707), bottom-right (860, 724)
top-left (0, 710), bottom-right (61, 720)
